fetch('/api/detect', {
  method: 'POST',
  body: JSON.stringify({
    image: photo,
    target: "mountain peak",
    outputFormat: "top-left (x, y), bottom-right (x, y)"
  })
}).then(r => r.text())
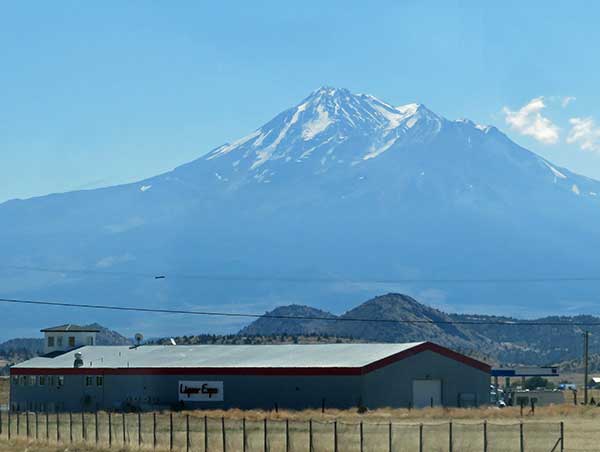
top-left (205, 87), bottom-right (445, 168)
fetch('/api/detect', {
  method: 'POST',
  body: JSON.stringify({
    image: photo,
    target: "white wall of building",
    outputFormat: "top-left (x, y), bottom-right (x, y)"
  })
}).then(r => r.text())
top-left (43, 331), bottom-right (97, 354)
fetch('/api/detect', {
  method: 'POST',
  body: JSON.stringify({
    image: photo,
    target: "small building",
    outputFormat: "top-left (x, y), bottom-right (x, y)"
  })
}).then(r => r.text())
top-left (512, 390), bottom-right (565, 407)
top-left (41, 324), bottom-right (99, 355)
top-left (10, 341), bottom-right (490, 412)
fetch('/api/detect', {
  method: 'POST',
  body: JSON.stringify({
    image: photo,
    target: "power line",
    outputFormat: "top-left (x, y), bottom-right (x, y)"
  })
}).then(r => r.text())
top-left (1, 296), bottom-right (600, 327)
top-left (3, 264), bottom-right (600, 285)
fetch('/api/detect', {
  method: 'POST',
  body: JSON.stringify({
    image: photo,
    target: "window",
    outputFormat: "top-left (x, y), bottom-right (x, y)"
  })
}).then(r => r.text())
top-left (85, 376), bottom-right (93, 386)
top-left (29, 376), bottom-right (36, 386)
top-left (12, 375), bottom-right (18, 385)
top-left (57, 376), bottom-right (64, 387)
top-left (96, 376), bottom-right (103, 387)
top-left (19, 376), bottom-right (27, 386)
top-left (87, 336), bottom-right (94, 345)
top-left (49, 376), bottom-right (55, 387)
top-left (39, 376), bottom-right (46, 386)
top-left (68, 336), bottom-right (75, 347)
top-left (57, 336), bottom-right (63, 347)
top-left (47, 337), bottom-right (55, 347)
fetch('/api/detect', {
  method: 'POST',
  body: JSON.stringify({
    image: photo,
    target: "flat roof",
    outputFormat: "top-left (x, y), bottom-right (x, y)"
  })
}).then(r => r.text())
top-left (12, 342), bottom-right (490, 375)
top-left (40, 324), bottom-right (100, 333)
top-left (491, 366), bottom-right (559, 377)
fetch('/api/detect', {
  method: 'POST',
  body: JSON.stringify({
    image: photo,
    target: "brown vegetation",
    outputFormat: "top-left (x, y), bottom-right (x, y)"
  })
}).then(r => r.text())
top-left (0, 377), bottom-right (8, 406)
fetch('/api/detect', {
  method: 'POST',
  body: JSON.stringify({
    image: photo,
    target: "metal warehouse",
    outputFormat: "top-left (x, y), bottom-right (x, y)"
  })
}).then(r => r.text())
top-left (10, 340), bottom-right (490, 412)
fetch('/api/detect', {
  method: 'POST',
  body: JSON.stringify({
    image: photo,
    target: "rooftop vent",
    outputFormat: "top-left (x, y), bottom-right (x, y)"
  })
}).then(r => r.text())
top-left (74, 352), bottom-right (84, 368)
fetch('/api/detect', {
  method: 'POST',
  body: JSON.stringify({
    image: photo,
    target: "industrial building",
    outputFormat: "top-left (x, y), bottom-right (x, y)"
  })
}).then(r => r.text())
top-left (10, 327), bottom-right (490, 412)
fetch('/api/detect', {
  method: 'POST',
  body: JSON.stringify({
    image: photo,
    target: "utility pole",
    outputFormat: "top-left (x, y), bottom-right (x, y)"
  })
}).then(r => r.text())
top-left (584, 330), bottom-right (589, 405)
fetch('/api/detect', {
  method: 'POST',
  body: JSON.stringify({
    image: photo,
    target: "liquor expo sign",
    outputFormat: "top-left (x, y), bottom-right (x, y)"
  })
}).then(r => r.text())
top-left (178, 381), bottom-right (224, 402)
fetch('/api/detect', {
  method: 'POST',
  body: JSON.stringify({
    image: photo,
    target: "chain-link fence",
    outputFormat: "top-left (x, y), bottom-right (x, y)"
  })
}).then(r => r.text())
top-left (0, 411), bottom-right (569, 451)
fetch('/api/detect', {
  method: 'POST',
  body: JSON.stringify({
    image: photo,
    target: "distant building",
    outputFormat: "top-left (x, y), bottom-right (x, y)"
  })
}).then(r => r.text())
top-left (10, 341), bottom-right (490, 412)
top-left (41, 324), bottom-right (100, 355)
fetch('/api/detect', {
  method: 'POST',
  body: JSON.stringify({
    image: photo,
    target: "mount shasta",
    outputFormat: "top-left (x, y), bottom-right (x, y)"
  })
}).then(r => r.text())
top-left (2, 87), bottom-right (600, 338)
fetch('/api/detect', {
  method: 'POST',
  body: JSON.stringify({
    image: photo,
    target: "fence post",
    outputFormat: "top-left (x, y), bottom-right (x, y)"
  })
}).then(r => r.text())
top-left (7, 412), bottom-right (10, 440)
top-left (222, 416), bottom-right (226, 452)
top-left (264, 418), bottom-right (268, 452)
top-left (309, 419), bottom-right (313, 452)
top-left (449, 421), bottom-right (453, 452)
top-left (82, 412), bottom-right (85, 442)
top-left (16, 411), bottom-right (19, 437)
top-left (519, 421), bottom-right (524, 452)
top-left (243, 418), bottom-right (247, 452)
top-left (483, 421), bottom-right (487, 452)
top-left (57, 412), bottom-right (60, 443)
top-left (169, 412), bottom-right (173, 451)
top-left (122, 412), bottom-right (126, 445)
top-left (186, 414), bottom-right (190, 452)
top-left (204, 415), bottom-right (208, 452)
top-left (285, 419), bottom-right (289, 452)
top-left (153, 412), bottom-right (157, 450)
top-left (419, 423), bottom-right (423, 452)
top-left (334, 420), bottom-right (338, 452)
top-left (560, 421), bottom-right (564, 452)
top-left (389, 421), bottom-right (392, 452)
top-left (95, 411), bottom-right (99, 446)
top-left (69, 411), bottom-right (73, 443)
top-left (360, 421), bottom-right (364, 452)
top-left (138, 412), bottom-right (142, 447)
top-left (26, 411), bottom-right (30, 438)
top-left (109, 411), bottom-right (112, 448)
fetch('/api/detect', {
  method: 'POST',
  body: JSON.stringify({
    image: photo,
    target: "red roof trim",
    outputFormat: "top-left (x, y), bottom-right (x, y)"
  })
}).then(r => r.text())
top-left (11, 342), bottom-right (490, 376)
top-left (11, 367), bottom-right (362, 376)
top-left (363, 342), bottom-right (491, 374)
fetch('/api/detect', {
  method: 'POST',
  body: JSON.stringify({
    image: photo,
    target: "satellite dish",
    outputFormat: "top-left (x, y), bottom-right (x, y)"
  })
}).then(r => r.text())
top-left (134, 333), bottom-right (144, 345)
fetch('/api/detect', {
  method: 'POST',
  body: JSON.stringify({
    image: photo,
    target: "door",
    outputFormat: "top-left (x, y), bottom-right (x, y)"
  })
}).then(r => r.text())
top-left (412, 380), bottom-right (442, 408)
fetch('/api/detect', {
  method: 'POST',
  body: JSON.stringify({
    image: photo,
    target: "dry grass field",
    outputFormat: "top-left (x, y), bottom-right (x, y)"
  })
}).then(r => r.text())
top-left (0, 378), bottom-right (8, 406)
top-left (3, 379), bottom-right (600, 451)
top-left (1, 406), bottom-right (600, 451)
top-left (0, 438), bottom-right (136, 452)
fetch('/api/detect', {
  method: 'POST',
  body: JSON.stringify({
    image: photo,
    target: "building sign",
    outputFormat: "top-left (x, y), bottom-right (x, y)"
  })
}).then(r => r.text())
top-left (178, 381), bottom-right (224, 402)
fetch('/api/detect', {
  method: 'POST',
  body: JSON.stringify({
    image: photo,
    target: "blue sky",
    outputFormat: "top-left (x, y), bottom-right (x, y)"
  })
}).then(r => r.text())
top-left (2, 1), bottom-right (600, 203)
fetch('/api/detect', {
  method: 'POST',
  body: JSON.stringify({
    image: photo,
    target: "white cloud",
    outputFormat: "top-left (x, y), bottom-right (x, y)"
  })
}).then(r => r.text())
top-left (561, 96), bottom-right (576, 108)
top-left (96, 253), bottom-right (135, 268)
top-left (502, 97), bottom-right (560, 144)
top-left (567, 117), bottom-right (600, 152)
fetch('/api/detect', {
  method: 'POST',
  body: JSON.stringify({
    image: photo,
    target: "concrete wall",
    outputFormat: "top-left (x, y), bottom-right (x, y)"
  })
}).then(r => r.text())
top-left (363, 350), bottom-right (490, 408)
top-left (43, 331), bottom-right (96, 354)
top-left (10, 373), bottom-right (363, 412)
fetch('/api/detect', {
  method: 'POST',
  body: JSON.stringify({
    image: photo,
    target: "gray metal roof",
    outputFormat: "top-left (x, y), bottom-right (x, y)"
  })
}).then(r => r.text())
top-left (40, 324), bottom-right (100, 333)
top-left (14, 343), bottom-right (425, 369)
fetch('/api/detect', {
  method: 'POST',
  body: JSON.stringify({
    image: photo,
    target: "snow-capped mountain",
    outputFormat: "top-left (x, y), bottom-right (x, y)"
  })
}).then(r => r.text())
top-left (205, 87), bottom-right (443, 171)
top-left (152, 86), bottom-right (598, 202)
top-left (1, 87), bottom-right (600, 338)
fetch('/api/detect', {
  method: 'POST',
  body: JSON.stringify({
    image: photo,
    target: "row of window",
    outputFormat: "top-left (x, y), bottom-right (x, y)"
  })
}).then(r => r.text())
top-left (85, 375), bottom-right (104, 387)
top-left (47, 336), bottom-right (94, 347)
top-left (13, 375), bottom-right (103, 387)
